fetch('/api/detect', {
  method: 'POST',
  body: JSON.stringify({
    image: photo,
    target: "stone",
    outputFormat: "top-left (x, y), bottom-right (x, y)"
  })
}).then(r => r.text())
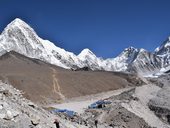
top-left (0, 113), bottom-right (6, 119)
top-left (13, 110), bottom-right (19, 118)
top-left (0, 105), bottom-right (3, 110)
top-left (30, 115), bottom-right (40, 126)
top-left (4, 110), bottom-right (13, 120)
top-left (0, 93), bottom-right (3, 100)
top-left (28, 102), bottom-right (36, 108)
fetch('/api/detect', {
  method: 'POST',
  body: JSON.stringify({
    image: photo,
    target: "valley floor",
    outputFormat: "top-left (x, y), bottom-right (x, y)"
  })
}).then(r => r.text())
top-left (1, 74), bottom-right (170, 128)
top-left (48, 87), bottom-right (133, 114)
top-left (47, 76), bottom-right (170, 128)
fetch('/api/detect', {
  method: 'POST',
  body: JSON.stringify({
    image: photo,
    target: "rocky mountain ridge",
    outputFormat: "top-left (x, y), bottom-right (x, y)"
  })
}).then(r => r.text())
top-left (0, 18), bottom-right (169, 75)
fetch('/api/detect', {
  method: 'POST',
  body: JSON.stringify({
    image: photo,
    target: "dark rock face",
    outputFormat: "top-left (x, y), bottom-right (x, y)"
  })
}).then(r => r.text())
top-left (155, 38), bottom-right (170, 67)
top-left (148, 102), bottom-right (170, 124)
top-left (129, 49), bottom-right (162, 75)
top-left (74, 66), bottom-right (91, 71)
top-left (147, 75), bottom-right (170, 125)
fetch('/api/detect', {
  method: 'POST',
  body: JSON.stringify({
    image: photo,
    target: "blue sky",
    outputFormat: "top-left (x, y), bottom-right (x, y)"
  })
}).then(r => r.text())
top-left (0, 0), bottom-right (170, 58)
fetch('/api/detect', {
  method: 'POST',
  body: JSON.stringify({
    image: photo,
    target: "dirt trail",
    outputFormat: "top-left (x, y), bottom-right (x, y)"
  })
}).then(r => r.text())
top-left (50, 67), bottom-right (65, 101)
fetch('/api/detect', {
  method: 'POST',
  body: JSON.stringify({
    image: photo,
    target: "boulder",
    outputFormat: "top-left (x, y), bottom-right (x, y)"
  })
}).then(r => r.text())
top-left (3, 110), bottom-right (19, 120)
top-left (30, 115), bottom-right (40, 126)
top-left (0, 113), bottom-right (6, 119)
top-left (4, 110), bottom-right (13, 120)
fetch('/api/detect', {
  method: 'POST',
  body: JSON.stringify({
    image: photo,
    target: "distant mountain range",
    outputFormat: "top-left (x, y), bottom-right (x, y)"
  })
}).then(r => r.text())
top-left (0, 18), bottom-right (170, 76)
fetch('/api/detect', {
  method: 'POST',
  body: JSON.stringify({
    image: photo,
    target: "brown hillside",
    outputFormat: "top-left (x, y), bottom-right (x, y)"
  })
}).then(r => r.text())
top-left (0, 51), bottom-right (144, 104)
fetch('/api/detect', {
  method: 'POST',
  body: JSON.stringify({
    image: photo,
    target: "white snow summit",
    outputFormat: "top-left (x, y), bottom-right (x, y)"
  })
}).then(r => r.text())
top-left (0, 18), bottom-right (169, 75)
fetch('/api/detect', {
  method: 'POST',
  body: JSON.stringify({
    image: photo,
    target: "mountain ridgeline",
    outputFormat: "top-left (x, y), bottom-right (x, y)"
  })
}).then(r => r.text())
top-left (0, 18), bottom-right (169, 75)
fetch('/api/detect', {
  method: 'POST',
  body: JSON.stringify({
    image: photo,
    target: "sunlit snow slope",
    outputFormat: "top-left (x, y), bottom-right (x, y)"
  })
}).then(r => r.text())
top-left (0, 18), bottom-right (169, 75)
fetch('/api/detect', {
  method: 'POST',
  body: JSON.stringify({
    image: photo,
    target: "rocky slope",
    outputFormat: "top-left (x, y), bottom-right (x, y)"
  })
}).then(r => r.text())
top-left (49, 74), bottom-right (170, 128)
top-left (0, 51), bottom-right (144, 104)
top-left (1, 70), bottom-right (170, 128)
top-left (0, 81), bottom-right (88, 128)
top-left (130, 48), bottom-right (162, 75)
top-left (0, 79), bottom-right (152, 128)
top-left (1, 52), bottom-right (170, 128)
top-left (147, 74), bottom-right (170, 125)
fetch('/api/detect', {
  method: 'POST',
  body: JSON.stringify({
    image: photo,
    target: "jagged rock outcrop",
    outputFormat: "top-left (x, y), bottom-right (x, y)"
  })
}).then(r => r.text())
top-left (130, 49), bottom-right (162, 75)
top-left (148, 76), bottom-right (170, 125)
top-left (155, 37), bottom-right (170, 69)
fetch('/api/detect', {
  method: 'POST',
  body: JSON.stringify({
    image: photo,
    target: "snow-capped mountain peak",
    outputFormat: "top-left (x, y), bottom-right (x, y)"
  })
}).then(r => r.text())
top-left (155, 37), bottom-right (170, 55)
top-left (0, 18), bottom-right (44, 55)
top-left (155, 37), bottom-right (170, 67)
top-left (124, 46), bottom-right (137, 52)
top-left (0, 18), bottom-right (169, 75)
top-left (7, 18), bottom-right (27, 27)
top-left (2, 18), bottom-right (36, 37)
top-left (78, 48), bottom-right (96, 61)
top-left (139, 48), bottom-right (147, 52)
top-left (79, 48), bottom-right (94, 55)
top-left (117, 46), bottom-right (139, 63)
top-left (0, 18), bottom-right (83, 69)
top-left (102, 46), bottom-right (139, 72)
top-left (77, 48), bottom-right (104, 70)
